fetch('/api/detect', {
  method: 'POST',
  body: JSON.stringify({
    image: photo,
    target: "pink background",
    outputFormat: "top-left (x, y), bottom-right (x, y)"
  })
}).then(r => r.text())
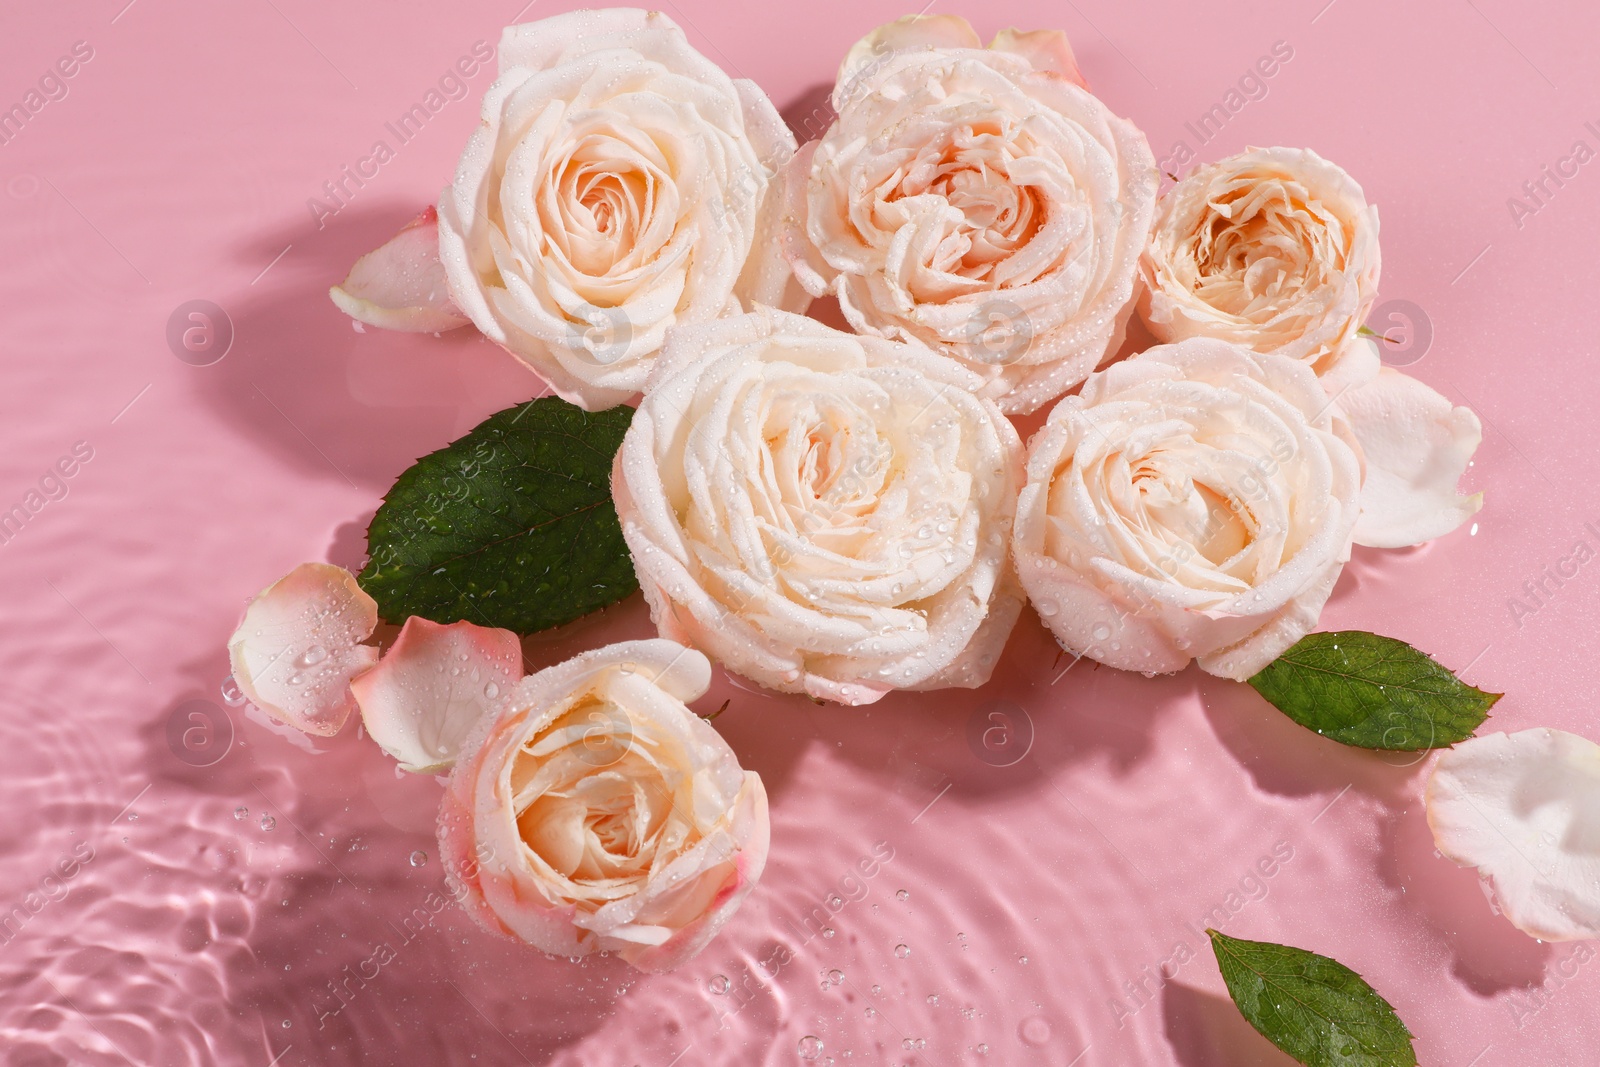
top-left (1, 0), bottom-right (1596, 1064)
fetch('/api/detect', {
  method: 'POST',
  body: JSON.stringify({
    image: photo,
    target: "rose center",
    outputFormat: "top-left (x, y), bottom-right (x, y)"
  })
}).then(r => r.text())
top-left (1131, 452), bottom-right (1251, 567)
top-left (891, 131), bottom-right (1045, 280)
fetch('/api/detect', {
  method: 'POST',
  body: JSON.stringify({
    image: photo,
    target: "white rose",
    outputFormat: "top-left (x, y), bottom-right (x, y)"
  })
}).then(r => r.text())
top-left (1139, 146), bottom-right (1380, 376)
top-left (781, 15), bottom-right (1158, 414)
top-left (332, 9), bottom-right (806, 411)
top-left (438, 639), bottom-right (768, 973)
top-left (1013, 337), bottom-right (1363, 680)
top-left (613, 307), bottom-right (1024, 705)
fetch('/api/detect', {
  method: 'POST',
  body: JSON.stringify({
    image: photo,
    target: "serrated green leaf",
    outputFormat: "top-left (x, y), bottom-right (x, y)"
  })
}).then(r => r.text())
top-left (1208, 930), bottom-right (1417, 1067)
top-left (1247, 631), bottom-right (1498, 751)
top-left (359, 397), bottom-right (637, 635)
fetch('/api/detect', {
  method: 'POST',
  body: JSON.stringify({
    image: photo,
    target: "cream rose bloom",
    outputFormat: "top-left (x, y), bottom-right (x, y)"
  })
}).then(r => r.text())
top-left (781, 15), bottom-right (1158, 414)
top-left (613, 307), bottom-right (1024, 705)
top-left (1013, 338), bottom-right (1363, 680)
top-left (438, 640), bottom-right (768, 973)
top-left (1139, 146), bottom-right (1380, 376)
top-left (332, 9), bottom-right (805, 411)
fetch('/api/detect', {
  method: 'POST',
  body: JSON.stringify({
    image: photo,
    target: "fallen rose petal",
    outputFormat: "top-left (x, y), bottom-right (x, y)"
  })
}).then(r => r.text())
top-left (1340, 367), bottom-right (1483, 548)
top-left (227, 563), bottom-right (379, 737)
top-left (1427, 728), bottom-right (1600, 942)
top-left (329, 206), bottom-right (472, 334)
top-left (351, 617), bottom-right (523, 774)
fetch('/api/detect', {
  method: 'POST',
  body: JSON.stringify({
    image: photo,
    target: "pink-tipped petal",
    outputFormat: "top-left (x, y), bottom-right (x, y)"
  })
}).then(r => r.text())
top-left (227, 563), bottom-right (379, 737)
top-left (1341, 367), bottom-right (1484, 548)
top-left (351, 617), bottom-right (523, 774)
top-left (836, 15), bottom-right (982, 105)
top-left (329, 206), bottom-right (472, 333)
top-left (1427, 728), bottom-right (1600, 942)
top-left (990, 28), bottom-right (1087, 88)
top-left (620, 773), bottom-right (770, 973)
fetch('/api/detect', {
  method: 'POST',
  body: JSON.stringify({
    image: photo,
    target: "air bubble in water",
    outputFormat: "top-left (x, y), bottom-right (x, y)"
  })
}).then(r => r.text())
top-left (797, 1035), bottom-right (824, 1060)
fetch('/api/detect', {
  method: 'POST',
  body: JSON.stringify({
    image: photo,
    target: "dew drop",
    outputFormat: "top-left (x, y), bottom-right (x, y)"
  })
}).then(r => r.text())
top-left (484, 681), bottom-right (501, 700)
top-left (895, 889), bottom-right (909, 901)
top-left (299, 645), bottom-right (328, 667)
top-left (894, 943), bottom-right (911, 959)
top-left (409, 850), bottom-right (428, 868)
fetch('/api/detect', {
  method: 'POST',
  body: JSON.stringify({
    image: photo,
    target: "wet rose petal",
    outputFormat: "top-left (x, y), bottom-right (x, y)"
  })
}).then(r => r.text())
top-left (352, 617), bottom-right (523, 774)
top-left (328, 206), bottom-right (471, 333)
top-left (227, 563), bottom-right (379, 737)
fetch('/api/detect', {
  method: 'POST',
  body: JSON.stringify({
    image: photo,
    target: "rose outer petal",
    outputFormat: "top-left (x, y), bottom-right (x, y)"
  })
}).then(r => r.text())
top-left (329, 206), bottom-right (472, 334)
top-left (990, 28), bottom-right (1087, 88)
top-left (835, 14), bottom-right (983, 106)
top-left (351, 617), bottom-right (523, 774)
top-left (227, 563), bottom-right (379, 736)
top-left (1427, 728), bottom-right (1600, 942)
top-left (1340, 367), bottom-right (1484, 548)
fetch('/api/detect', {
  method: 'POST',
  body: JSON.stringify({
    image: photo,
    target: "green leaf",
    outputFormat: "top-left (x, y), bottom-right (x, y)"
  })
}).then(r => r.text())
top-left (1247, 631), bottom-right (1498, 751)
top-left (359, 397), bottom-right (638, 635)
top-left (1208, 930), bottom-right (1417, 1067)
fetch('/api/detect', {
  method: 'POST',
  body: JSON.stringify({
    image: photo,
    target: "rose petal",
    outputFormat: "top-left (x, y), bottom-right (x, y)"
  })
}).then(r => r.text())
top-left (620, 773), bottom-right (769, 972)
top-left (1340, 367), bottom-right (1483, 548)
top-left (329, 206), bottom-right (472, 334)
top-left (227, 563), bottom-right (379, 736)
top-left (835, 15), bottom-right (983, 106)
top-left (731, 78), bottom-right (809, 315)
top-left (1427, 728), bottom-right (1600, 942)
top-left (351, 617), bottom-right (523, 774)
top-left (989, 28), bottom-right (1087, 88)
